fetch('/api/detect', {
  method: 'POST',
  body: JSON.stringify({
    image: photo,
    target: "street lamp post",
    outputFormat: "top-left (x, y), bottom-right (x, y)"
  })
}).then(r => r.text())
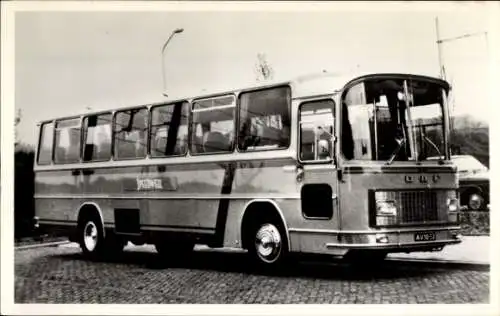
top-left (161, 28), bottom-right (184, 97)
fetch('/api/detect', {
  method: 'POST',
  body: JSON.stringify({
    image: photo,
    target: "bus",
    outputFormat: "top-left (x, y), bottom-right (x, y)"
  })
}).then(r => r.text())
top-left (33, 72), bottom-right (462, 267)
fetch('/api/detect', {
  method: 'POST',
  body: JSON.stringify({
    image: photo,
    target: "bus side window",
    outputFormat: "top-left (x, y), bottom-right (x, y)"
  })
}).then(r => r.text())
top-left (238, 86), bottom-right (291, 151)
top-left (83, 113), bottom-right (112, 162)
top-left (114, 108), bottom-right (148, 160)
top-left (190, 95), bottom-right (235, 155)
top-left (150, 102), bottom-right (189, 157)
top-left (54, 118), bottom-right (81, 164)
top-left (37, 122), bottom-right (54, 165)
top-left (299, 100), bottom-right (335, 162)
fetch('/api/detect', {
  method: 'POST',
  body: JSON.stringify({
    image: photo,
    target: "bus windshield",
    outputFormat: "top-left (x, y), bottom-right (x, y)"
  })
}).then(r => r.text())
top-left (341, 78), bottom-right (449, 163)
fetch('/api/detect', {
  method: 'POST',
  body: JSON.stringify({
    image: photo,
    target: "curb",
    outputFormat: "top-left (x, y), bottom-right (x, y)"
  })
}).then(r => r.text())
top-left (15, 240), bottom-right (72, 250)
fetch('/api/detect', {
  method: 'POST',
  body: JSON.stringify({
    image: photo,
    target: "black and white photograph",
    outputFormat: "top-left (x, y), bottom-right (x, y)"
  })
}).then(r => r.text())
top-left (1, 1), bottom-right (498, 315)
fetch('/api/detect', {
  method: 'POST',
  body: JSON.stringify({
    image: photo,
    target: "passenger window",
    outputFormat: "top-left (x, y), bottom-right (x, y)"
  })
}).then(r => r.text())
top-left (54, 118), bottom-right (81, 164)
top-left (299, 100), bottom-right (335, 162)
top-left (150, 102), bottom-right (189, 157)
top-left (114, 108), bottom-right (148, 159)
top-left (37, 122), bottom-right (54, 165)
top-left (83, 113), bottom-right (112, 162)
top-left (190, 95), bottom-right (235, 154)
top-left (238, 86), bottom-right (291, 151)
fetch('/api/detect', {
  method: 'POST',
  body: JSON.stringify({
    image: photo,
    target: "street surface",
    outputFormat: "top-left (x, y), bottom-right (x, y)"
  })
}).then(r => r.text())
top-left (15, 244), bottom-right (489, 304)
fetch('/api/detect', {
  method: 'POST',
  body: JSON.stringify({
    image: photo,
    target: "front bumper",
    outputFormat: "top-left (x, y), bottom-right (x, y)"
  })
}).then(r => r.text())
top-left (325, 226), bottom-right (462, 253)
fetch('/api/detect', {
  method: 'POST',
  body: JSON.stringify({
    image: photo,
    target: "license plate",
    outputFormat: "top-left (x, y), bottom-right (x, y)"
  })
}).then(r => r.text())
top-left (414, 232), bottom-right (436, 242)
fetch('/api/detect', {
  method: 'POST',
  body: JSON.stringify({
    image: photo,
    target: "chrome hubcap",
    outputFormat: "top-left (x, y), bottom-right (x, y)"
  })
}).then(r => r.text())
top-left (255, 224), bottom-right (282, 263)
top-left (83, 222), bottom-right (99, 251)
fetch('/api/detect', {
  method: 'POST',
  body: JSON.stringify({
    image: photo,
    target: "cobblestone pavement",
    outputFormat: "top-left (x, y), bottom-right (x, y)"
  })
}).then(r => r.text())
top-left (15, 245), bottom-right (489, 304)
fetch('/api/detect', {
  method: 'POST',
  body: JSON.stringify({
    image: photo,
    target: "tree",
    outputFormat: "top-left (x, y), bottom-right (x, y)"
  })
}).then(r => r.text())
top-left (254, 53), bottom-right (274, 82)
top-left (450, 115), bottom-right (489, 168)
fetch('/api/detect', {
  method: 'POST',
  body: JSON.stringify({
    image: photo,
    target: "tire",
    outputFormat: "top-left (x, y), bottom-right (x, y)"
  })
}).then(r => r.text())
top-left (248, 220), bottom-right (288, 269)
top-left (78, 215), bottom-right (106, 259)
top-left (467, 192), bottom-right (484, 210)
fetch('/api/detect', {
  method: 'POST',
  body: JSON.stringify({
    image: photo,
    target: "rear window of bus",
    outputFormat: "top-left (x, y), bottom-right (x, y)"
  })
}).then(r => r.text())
top-left (37, 122), bottom-right (54, 165)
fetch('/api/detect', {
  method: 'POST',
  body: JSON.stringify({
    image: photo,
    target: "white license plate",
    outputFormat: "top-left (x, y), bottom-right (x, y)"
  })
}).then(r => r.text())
top-left (414, 232), bottom-right (436, 242)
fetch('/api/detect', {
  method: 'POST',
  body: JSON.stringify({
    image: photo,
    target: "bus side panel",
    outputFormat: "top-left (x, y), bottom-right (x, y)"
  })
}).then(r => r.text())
top-left (226, 158), bottom-right (342, 253)
top-left (225, 158), bottom-right (297, 247)
top-left (34, 170), bottom-right (82, 223)
top-left (35, 198), bottom-right (82, 223)
top-left (224, 200), bottom-right (246, 248)
top-left (146, 163), bottom-right (226, 231)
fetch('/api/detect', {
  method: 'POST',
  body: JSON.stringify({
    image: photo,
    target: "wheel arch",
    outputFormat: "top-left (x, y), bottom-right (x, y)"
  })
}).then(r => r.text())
top-left (239, 199), bottom-right (290, 251)
top-left (76, 202), bottom-right (106, 238)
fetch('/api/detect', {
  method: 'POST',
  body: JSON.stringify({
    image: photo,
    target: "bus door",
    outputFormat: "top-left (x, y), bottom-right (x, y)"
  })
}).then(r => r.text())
top-left (297, 99), bottom-right (339, 227)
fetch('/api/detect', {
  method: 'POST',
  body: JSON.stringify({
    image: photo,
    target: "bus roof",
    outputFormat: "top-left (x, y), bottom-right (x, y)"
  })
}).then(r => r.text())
top-left (37, 71), bottom-right (449, 124)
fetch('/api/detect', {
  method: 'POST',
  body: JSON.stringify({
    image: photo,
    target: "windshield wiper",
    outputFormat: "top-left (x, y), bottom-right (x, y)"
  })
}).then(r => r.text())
top-left (423, 135), bottom-right (444, 164)
top-left (386, 137), bottom-right (405, 165)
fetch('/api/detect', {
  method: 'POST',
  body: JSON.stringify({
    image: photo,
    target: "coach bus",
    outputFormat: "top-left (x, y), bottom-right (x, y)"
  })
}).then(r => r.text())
top-left (33, 72), bottom-right (462, 267)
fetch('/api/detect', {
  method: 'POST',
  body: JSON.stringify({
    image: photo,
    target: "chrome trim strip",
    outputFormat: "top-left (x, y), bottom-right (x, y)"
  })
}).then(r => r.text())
top-left (192, 104), bottom-right (235, 113)
top-left (34, 150), bottom-right (295, 171)
top-left (326, 239), bottom-right (461, 249)
top-left (34, 194), bottom-right (303, 200)
top-left (143, 226), bottom-right (215, 234)
top-left (288, 226), bottom-right (461, 235)
top-left (38, 220), bottom-right (76, 226)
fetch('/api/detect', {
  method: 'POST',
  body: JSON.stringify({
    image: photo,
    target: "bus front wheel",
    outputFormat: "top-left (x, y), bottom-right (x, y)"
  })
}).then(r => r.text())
top-left (248, 221), bottom-right (288, 268)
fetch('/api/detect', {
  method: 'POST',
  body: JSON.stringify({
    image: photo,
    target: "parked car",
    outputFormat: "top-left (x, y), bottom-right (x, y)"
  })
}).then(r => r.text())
top-left (452, 155), bottom-right (490, 210)
top-left (428, 155), bottom-right (489, 210)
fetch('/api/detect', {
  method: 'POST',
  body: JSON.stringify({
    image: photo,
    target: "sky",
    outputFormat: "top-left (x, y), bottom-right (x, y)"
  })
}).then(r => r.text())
top-left (10, 2), bottom-right (496, 146)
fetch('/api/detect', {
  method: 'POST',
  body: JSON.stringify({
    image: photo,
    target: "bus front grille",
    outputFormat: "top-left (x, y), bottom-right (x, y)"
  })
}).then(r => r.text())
top-left (397, 190), bottom-right (438, 223)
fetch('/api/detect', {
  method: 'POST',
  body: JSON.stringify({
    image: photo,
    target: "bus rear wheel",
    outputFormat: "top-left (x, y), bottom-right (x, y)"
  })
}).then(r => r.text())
top-left (79, 215), bottom-right (106, 258)
top-left (79, 215), bottom-right (126, 259)
top-left (248, 221), bottom-right (288, 268)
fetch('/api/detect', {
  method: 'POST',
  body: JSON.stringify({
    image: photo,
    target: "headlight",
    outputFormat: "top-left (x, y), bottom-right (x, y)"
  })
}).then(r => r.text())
top-left (375, 191), bottom-right (398, 217)
top-left (374, 191), bottom-right (398, 226)
top-left (446, 190), bottom-right (459, 213)
top-left (447, 198), bottom-right (459, 213)
top-left (376, 200), bottom-right (397, 216)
